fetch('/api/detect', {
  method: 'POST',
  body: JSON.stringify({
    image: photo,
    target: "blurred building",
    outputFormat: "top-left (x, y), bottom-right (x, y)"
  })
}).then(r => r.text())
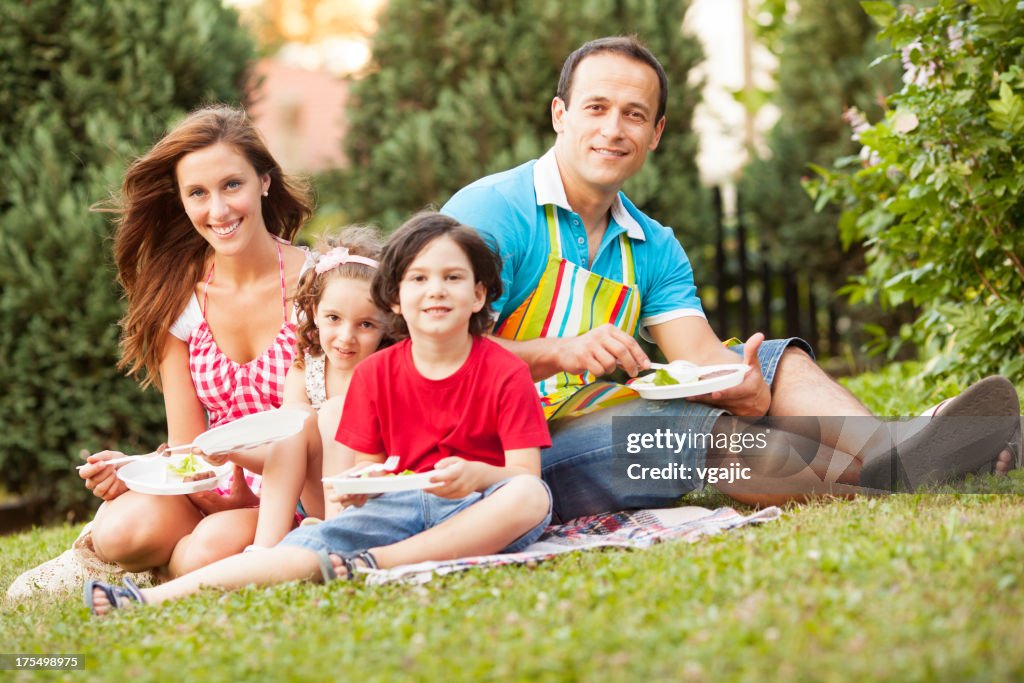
top-left (232, 0), bottom-right (768, 187)
top-left (229, 0), bottom-right (385, 173)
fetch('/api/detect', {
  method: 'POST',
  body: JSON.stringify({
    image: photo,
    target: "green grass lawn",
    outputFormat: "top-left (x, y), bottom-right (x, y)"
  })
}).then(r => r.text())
top-left (3, 366), bottom-right (1022, 682)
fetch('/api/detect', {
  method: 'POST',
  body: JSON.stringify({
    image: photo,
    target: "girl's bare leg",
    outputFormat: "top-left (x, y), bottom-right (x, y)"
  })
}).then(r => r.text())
top-left (252, 406), bottom-right (323, 547)
top-left (319, 396), bottom-right (354, 519)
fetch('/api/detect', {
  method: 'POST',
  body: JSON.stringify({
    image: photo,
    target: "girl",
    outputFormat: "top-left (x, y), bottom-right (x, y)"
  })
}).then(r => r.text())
top-left (242, 227), bottom-right (389, 548)
top-left (86, 211), bottom-right (553, 614)
top-left (77, 105), bottom-right (314, 578)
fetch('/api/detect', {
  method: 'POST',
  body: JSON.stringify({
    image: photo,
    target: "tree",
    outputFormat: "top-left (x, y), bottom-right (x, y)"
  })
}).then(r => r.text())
top-left (0, 0), bottom-right (255, 514)
top-left (810, 0), bottom-right (1024, 384)
top-left (322, 0), bottom-right (711, 265)
top-left (738, 0), bottom-right (905, 359)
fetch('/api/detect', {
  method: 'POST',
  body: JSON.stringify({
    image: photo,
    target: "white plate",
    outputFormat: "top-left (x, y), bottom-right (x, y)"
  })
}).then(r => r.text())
top-left (323, 471), bottom-right (441, 495)
top-left (192, 408), bottom-right (309, 455)
top-left (118, 456), bottom-right (233, 496)
top-left (631, 363), bottom-right (751, 400)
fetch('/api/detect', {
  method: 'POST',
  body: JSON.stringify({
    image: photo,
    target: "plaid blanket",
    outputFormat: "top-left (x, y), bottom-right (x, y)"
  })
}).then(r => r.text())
top-left (364, 505), bottom-right (782, 585)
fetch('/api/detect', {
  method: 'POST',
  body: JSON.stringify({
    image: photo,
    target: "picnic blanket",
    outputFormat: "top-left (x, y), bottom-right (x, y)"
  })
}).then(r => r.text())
top-left (363, 505), bottom-right (782, 586)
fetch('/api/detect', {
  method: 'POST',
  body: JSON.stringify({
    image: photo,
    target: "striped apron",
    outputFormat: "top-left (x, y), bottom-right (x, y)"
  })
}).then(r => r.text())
top-left (494, 205), bottom-right (642, 421)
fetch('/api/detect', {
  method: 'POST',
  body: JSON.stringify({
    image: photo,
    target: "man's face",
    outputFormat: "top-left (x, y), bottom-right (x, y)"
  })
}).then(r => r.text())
top-left (552, 52), bottom-right (665, 200)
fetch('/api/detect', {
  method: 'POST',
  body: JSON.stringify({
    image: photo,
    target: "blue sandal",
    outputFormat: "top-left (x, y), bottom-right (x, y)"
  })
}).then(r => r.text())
top-left (84, 576), bottom-right (146, 616)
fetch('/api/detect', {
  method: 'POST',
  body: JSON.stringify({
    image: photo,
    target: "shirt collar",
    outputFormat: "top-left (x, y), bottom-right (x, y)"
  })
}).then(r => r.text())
top-left (533, 148), bottom-right (646, 241)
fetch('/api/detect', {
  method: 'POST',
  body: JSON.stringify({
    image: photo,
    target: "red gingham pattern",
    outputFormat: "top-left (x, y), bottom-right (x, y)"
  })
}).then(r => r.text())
top-left (188, 242), bottom-right (297, 497)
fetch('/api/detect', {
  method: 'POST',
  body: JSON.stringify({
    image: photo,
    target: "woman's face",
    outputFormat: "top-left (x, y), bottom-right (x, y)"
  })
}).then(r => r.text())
top-left (176, 142), bottom-right (271, 255)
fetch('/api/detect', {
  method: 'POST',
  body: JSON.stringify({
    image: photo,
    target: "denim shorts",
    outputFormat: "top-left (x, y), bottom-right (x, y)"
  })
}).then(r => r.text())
top-left (542, 337), bottom-right (813, 523)
top-left (278, 476), bottom-right (553, 556)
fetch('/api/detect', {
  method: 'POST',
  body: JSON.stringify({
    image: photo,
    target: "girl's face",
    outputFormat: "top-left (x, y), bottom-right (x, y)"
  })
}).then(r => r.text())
top-left (176, 142), bottom-right (271, 255)
top-left (394, 236), bottom-right (485, 341)
top-left (313, 276), bottom-right (385, 372)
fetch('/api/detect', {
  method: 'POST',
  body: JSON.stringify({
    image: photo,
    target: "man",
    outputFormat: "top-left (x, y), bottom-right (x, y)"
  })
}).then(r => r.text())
top-left (442, 36), bottom-right (1020, 522)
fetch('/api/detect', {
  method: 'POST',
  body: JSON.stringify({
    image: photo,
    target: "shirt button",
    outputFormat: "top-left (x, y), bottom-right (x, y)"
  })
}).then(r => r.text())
top-left (577, 236), bottom-right (585, 245)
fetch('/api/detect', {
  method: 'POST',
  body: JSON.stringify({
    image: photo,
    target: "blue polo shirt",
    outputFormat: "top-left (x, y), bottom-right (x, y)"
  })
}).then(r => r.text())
top-left (441, 148), bottom-right (705, 340)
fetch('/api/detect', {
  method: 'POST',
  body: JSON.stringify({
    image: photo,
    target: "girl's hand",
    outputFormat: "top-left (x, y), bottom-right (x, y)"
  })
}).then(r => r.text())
top-left (326, 469), bottom-right (385, 510)
top-left (192, 446), bottom-right (231, 468)
top-left (79, 450), bottom-right (129, 501)
top-left (329, 490), bottom-right (371, 509)
top-left (428, 457), bottom-right (485, 499)
top-left (186, 465), bottom-right (258, 514)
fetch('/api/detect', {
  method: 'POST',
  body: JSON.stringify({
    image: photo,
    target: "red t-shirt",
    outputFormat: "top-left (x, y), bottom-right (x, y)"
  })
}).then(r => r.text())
top-left (336, 336), bottom-right (551, 473)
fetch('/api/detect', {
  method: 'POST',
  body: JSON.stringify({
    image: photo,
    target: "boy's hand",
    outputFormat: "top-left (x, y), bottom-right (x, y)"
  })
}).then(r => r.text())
top-left (428, 457), bottom-right (484, 499)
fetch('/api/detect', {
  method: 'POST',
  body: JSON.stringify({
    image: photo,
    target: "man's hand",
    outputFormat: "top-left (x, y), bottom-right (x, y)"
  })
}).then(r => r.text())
top-left (689, 332), bottom-right (771, 417)
top-left (79, 451), bottom-right (129, 501)
top-left (186, 464), bottom-right (259, 515)
top-left (556, 323), bottom-right (649, 378)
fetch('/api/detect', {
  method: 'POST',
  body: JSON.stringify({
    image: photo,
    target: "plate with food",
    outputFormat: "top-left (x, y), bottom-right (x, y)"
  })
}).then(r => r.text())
top-left (630, 362), bottom-right (751, 400)
top-left (191, 407), bottom-right (309, 455)
top-left (323, 469), bottom-right (441, 496)
top-left (117, 453), bottom-right (233, 495)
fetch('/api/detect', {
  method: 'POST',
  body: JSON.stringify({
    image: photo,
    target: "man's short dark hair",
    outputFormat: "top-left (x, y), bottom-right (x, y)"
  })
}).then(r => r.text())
top-left (373, 212), bottom-right (503, 339)
top-left (557, 36), bottom-right (668, 122)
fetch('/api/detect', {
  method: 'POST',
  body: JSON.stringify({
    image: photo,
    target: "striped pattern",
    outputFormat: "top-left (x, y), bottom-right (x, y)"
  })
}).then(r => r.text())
top-left (495, 205), bottom-right (642, 420)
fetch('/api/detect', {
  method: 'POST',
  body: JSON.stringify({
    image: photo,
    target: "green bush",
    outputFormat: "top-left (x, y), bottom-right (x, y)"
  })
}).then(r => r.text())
top-left (0, 0), bottom-right (255, 515)
top-left (739, 0), bottom-right (909, 359)
top-left (810, 0), bottom-right (1024, 384)
top-left (318, 0), bottom-right (712, 263)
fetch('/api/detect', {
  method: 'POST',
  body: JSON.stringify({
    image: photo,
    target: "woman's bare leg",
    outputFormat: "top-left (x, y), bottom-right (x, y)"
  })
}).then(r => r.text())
top-left (91, 493), bottom-right (204, 571)
top-left (167, 508), bottom-right (260, 577)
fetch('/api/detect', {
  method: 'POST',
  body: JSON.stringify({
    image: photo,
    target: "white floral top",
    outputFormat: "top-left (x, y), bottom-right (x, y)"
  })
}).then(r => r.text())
top-left (303, 353), bottom-right (327, 409)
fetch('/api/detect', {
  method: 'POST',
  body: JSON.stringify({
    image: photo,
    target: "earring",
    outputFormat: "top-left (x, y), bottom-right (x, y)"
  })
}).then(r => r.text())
top-left (262, 190), bottom-right (269, 197)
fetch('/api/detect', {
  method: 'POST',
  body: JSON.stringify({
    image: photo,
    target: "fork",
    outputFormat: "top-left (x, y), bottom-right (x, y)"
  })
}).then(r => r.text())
top-left (75, 443), bottom-right (196, 470)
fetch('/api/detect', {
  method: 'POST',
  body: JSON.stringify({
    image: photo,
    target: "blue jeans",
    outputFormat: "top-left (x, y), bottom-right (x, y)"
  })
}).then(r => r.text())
top-left (542, 337), bottom-right (813, 523)
top-left (279, 476), bottom-right (552, 556)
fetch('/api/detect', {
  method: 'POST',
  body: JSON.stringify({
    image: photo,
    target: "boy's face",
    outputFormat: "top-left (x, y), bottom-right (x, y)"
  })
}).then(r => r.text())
top-left (552, 52), bottom-right (665, 201)
top-left (394, 236), bottom-right (485, 342)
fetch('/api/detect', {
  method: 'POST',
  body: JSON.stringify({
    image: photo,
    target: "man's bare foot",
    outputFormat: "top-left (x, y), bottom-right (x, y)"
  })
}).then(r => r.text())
top-left (995, 448), bottom-right (1013, 475)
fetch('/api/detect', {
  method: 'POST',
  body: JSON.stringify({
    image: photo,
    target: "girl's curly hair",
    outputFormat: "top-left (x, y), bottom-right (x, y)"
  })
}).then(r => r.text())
top-left (294, 225), bottom-right (389, 363)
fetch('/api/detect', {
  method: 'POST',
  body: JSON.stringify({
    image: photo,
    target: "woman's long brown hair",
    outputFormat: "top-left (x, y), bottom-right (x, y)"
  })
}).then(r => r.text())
top-left (111, 105), bottom-right (312, 389)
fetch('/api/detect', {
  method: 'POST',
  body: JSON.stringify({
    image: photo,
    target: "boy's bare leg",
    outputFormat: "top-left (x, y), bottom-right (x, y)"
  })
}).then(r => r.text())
top-left (330, 476), bottom-right (550, 574)
top-left (90, 546), bottom-right (323, 615)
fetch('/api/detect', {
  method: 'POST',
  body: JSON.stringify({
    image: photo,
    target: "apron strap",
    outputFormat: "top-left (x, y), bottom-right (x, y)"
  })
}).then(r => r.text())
top-left (544, 205), bottom-right (563, 260)
top-left (547, 204), bottom-right (637, 287)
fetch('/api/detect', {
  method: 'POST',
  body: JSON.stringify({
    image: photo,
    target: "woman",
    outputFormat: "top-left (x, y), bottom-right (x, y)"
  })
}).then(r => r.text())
top-left (9, 106), bottom-right (315, 600)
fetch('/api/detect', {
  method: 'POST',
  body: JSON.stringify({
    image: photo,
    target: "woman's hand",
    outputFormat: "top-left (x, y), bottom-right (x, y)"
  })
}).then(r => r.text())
top-left (428, 457), bottom-right (486, 499)
top-left (78, 450), bottom-right (129, 501)
top-left (186, 464), bottom-right (259, 515)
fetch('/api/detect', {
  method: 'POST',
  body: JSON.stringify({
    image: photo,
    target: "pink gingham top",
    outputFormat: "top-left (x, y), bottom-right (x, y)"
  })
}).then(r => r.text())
top-left (169, 242), bottom-right (313, 496)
